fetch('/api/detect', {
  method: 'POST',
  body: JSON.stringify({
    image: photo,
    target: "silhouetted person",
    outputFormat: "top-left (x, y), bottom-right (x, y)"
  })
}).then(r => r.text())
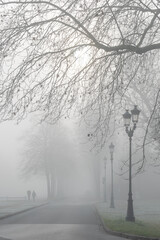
top-left (32, 190), bottom-right (36, 201)
top-left (27, 190), bottom-right (31, 201)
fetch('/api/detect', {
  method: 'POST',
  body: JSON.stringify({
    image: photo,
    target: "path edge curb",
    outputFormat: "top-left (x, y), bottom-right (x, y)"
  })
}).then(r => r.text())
top-left (0, 202), bottom-right (49, 220)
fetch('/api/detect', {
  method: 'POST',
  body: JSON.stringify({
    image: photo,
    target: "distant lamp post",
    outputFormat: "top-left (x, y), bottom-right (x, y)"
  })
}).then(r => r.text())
top-left (123, 105), bottom-right (140, 222)
top-left (109, 142), bottom-right (115, 208)
top-left (103, 157), bottom-right (107, 202)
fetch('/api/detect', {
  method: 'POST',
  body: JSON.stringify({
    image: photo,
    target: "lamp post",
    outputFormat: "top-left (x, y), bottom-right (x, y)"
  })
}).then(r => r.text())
top-left (103, 157), bottom-right (107, 202)
top-left (109, 142), bottom-right (115, 208)
top-left (123, 105), bottom-right (140, 222)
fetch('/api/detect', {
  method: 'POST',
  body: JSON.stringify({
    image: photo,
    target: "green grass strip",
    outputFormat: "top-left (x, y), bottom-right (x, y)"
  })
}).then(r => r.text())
top-left (104, 218), bottom-right (160, 238)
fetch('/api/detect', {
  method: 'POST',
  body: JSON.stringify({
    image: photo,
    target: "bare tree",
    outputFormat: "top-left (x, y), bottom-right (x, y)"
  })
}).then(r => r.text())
top-left (1, 0), bottom-right (160, 149)
top-left (21, 121), bottom-right (79, 199)
top-left (21, 124), bottom-right (55, 200)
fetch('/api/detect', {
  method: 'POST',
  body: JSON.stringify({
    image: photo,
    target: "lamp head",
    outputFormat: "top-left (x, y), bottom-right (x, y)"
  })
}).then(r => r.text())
top-left (123, 109), bottom-right (131, 127)
top-left (131, 105), bottom-right (140, 124)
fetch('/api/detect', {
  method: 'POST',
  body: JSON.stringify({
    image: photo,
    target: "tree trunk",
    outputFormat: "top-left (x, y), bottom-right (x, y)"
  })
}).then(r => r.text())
top-left (46, 172), bottom-right (51, 200)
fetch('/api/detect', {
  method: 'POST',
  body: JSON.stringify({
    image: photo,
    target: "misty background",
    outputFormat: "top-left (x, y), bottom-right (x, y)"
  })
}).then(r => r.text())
top-left (0, 116), bottom-right (159, 203)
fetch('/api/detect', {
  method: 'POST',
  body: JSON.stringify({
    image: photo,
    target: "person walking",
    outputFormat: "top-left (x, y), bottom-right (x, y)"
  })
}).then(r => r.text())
top-left (27, 190), bottom-right (31, 201)
top-left (32, 190), bottom-right (36, 201)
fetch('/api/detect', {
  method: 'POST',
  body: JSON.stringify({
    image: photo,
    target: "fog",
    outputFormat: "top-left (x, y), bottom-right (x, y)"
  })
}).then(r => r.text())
top-left (0, 116), bottom-right (159, 203)
top-left (0, 120), bottom-right (45, 198)
top-left (0, 118), bottom-right (98, 200)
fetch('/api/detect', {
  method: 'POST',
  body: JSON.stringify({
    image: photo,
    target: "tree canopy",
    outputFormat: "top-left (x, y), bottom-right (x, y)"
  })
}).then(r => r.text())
top-left (0, 0), bottom-right (160, 146)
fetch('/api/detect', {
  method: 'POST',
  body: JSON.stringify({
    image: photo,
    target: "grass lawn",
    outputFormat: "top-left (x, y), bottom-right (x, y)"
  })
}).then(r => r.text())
top-left (104, 217), bottom-right (160, 238)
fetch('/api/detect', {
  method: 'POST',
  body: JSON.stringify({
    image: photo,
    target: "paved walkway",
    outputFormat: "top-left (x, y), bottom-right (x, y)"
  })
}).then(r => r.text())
top-left (0, 202), bottom-right (126, 240)
top-left (0, 224), bottom-right (127, 240)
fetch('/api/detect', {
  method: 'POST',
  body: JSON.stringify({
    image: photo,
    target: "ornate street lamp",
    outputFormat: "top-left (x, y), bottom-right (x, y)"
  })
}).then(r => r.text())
top-left (109, 142), bottom-right (115, 208)
top-left (123, 105), bottom-right (140, 222)
top-left (103, 157), bottom-right (107, 202)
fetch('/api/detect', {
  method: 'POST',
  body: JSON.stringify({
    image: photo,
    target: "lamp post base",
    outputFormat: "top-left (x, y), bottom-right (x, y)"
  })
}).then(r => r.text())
top-left (110, 203), bottom-right (115, 208)
top-left (126, 198), bottom-right (135, 222)
top-left (125, 215), bottom-right (135, 222)
top-left (110, 198), bottom-right (115, 208)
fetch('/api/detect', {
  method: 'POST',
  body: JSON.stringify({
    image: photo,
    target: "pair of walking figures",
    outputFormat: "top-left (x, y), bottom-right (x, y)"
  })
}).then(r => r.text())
top-left (27, 190), bottom-right (36, 201)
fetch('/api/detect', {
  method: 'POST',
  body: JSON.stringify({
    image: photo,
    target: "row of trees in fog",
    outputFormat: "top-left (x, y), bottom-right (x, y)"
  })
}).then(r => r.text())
top-left (22, 124), bottom-right (55, 199)
top-left (21, 123), bottom-right (78, 199)
top-left (0, 0), bottom-right (160, 172)
top-left (21, 121), bottom-right (100, 200)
